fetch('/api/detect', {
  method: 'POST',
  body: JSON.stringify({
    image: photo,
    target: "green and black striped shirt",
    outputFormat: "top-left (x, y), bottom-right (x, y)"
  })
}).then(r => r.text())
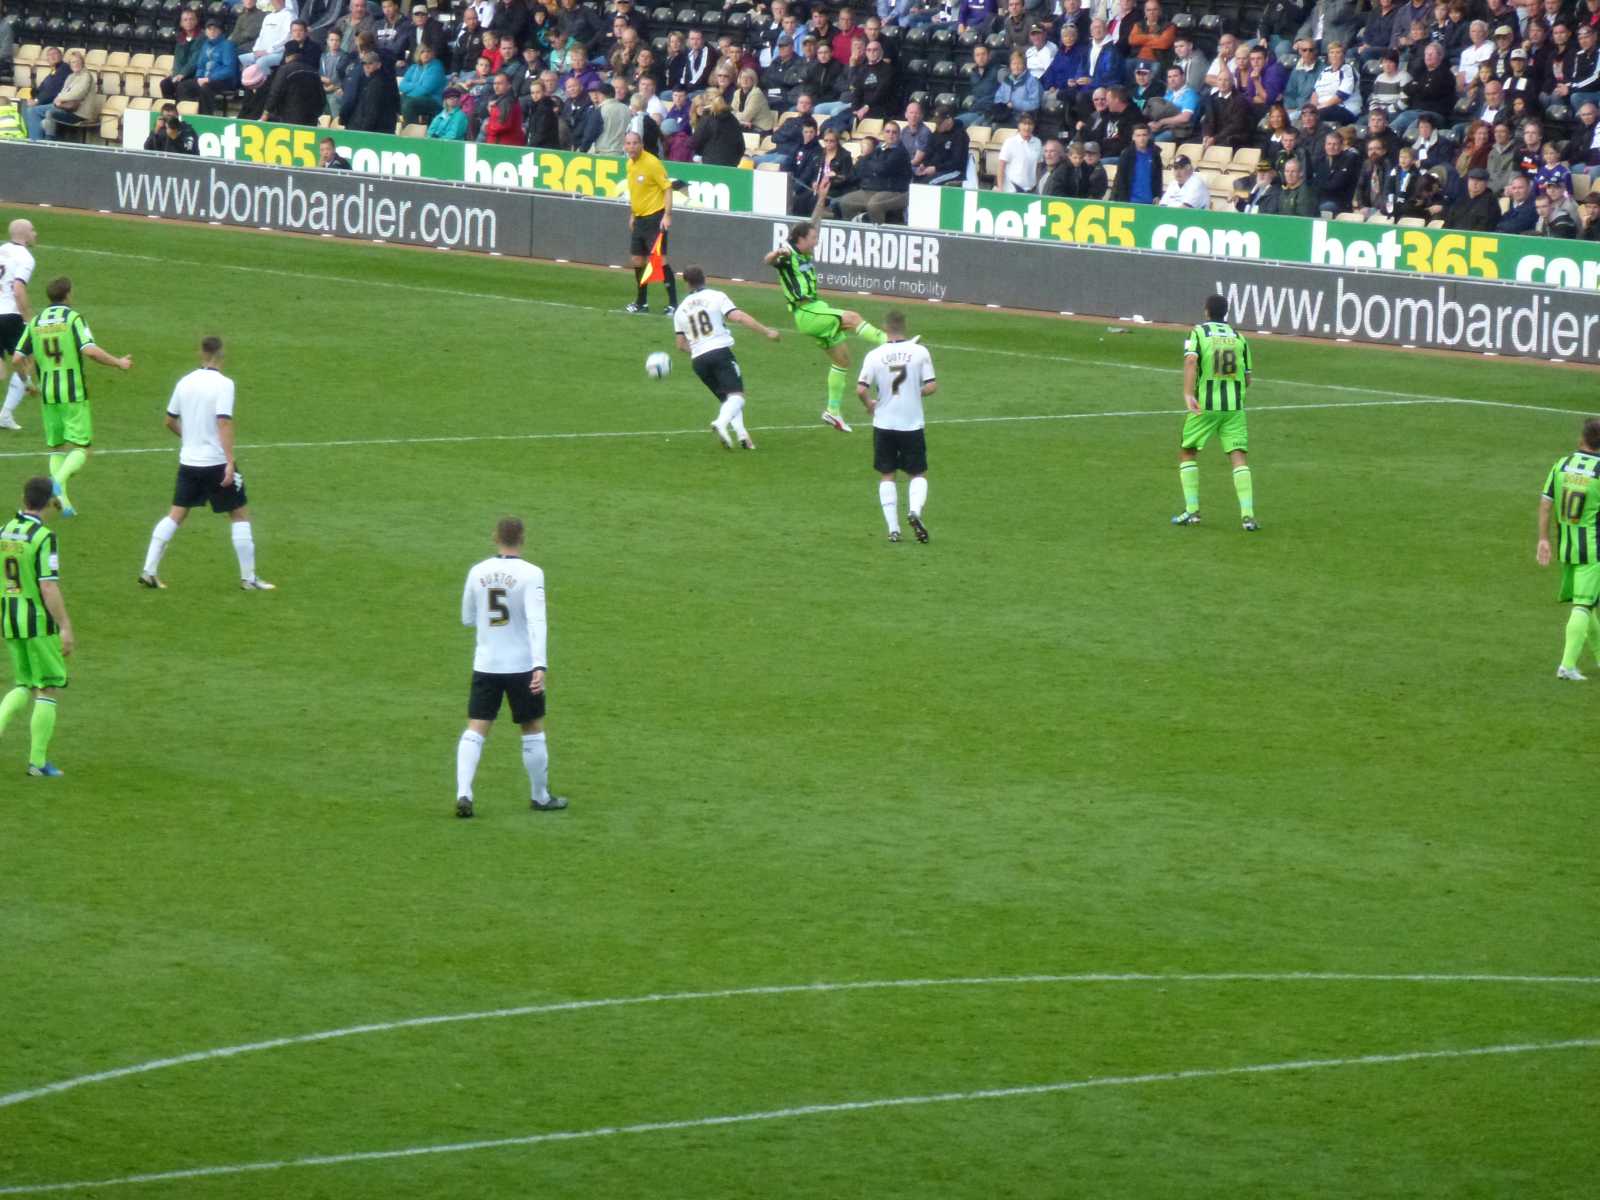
top-left (1542, 451), bottom-right (1600, 565)
top-left (1184, 320), bottom-right (1251, 412)
top-left (16, 304), bottom-right (95, 406)
top-left (771, 249), bottom-right (820, 310)
top-left (0, 511), bottom-right (60, 641)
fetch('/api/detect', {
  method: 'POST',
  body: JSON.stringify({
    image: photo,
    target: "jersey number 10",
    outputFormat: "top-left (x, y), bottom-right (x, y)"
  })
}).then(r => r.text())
top-left (2, 555), bottom-right (20, 594)
top-left (1564, 490), bottom-right (1587, 522)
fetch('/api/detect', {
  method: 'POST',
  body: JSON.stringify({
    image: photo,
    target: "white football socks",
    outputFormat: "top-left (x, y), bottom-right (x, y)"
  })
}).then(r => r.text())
top-left (231, 521), bottom-right (256, 582)
top-left (719, 393), bottom-right (749, 438)
top-left (522, 731), bottom-right (550, 803)
top-left (142, 516), bottom-right (179, 576)
top-left (1, 373), bottom-right (24, 418)
top-left (456, 730), bottom-right (484, 799)
top-left (878, 480), bottom-right (899, 534)
top-left (908, 476), bottom-right (928, 517)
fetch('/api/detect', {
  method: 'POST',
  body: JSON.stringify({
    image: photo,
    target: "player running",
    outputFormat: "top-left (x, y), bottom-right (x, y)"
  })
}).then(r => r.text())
top-left (1171, 293), bottom-right (1257, 532)
top-left (1537, 417), bottom-right (1600, 680)
top-left (0, 219), bottom-right (38, 432)
top-left (763, 178), bottom-right (888, 433)
top-left (0, 476), bottom-right (74, 777)
top-left (455, 516), bottom-right (567, 818)
top-left (672, 265), bottom-right (781, 450)
top-left (10, 277), bottom-right (133, 517)
top-left (858, 311), bottom-right (936, 544)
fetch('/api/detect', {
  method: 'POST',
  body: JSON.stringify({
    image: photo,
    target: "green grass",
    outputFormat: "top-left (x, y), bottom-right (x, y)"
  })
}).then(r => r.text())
top-left (0, 207), bottom-right (1595, 1198)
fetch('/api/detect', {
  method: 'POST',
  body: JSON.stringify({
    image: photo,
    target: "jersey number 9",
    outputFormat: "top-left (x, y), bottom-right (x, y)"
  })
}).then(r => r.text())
top-left (487, 587), bottom-right (510, 626)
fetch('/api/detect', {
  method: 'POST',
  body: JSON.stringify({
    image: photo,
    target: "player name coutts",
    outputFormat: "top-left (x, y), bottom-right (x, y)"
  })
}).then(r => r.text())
top-left (803, 226), bottom-right (942, 276)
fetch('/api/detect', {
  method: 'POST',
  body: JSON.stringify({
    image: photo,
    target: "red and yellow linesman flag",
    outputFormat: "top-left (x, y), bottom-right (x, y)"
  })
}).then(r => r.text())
top-left (641, 230), bottom-right (667, 285)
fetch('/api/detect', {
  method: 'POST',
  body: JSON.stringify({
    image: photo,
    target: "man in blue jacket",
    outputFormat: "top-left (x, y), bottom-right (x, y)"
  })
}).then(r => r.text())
top-left (1040, 23), bottom-right (1090, 112)
top-left (838, 123), bottom-right (914, 223)
top-left (177, 16), bottom-right (241, 114)
top-left (1497, 174), bottom-right (1539, 232)
top-left (959, 42), bottom-right (1003, 126)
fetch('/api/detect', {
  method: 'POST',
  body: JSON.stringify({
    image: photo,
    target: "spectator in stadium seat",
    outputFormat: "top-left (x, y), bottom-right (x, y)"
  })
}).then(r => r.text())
top-left (957, 0), bottom-right (999, 38)
top-left (1277, 155), bottom-right (1321, 214)
top-left (838, 123), bottom-right (913, 221)
top-left (593, 78), bottom-right (633, 152)
top-left (900, 99), bottom-right (932, 163)
top-left (693, 91), bottom-right (745, 164)
top-left (179, 15), bottom-right (242, 115)
top-left (757, 93), bottom-right (817, 163)
top-left (1497, 172), bottom-right (1539, 229)
top-left (1567, 22), bottom-right (1600, 106)
top-left (1111, 121), bottom-right (1162, 201)
top-left (830, 7), bottom-right (865, 64)
top-left (1159, 153), bottom-right (1209, 206)
top-left (397, 4), bottom-right (450, 69)
top-left (1099, 86), bottom-right (1137, 154)
top-left (398, 41), bottom-right (447, 123)
top-left (1239, 160), bottom-right (1283, 211)
top-left (1503, 47), bottom-right (1535, 107)
top-left (338, 0), bottom-right (378, 54)
top-left (1461, 75), bottom-right (1508, 129)
top-left (1261, 102), bottom-right (1293, 153)
top-left (1168, 35), bottom-right (1206, 95)
top-left (833, 38), bottom-right (896, 129)
top-left (776, 115), bottom-right (823, 191)
top-left (1144, 65), bottom-right (1196, 142)
top-left (795, 124), bottom-right (852, 212)
top-left (1129, 60), bottom-right (1161, 106)
top-left (1411, 111), bottom-right (1456, 170)
top-left (319, 30), bottom-right (354, 114)
top-left (665, 29), bottom-right (710, 92)
top-left (1201, 68), bottom-right (1256, 149)
top-left (1356, 0), bottom-right (1403, 64)
top-left (1446, 165), bottom-right (1503, 226)
top-left (1239, 44), bottom-right (1287, 116)
top-left (1271, 125), bottom-right (1312, 179)
top-left (1313, 41), bottom-right (1362, 123)
top-left (806, 40), bottom-right (848, 108)
top-left (262, 37), bottom-right (328, 126)
top-left (29, 50), bottom-right (99, 140)
top-left (240, 0), bottom-right (296, 74)
top-left (1394, 41), bottom-right (1456, 131)
top-left (1363, 106), bottom-right (1402, 157)
top-left (917, 105), bottom-right (971, 185)
top-left (143, 102), bottom-right (200, 153)
top-left (988, 50), bottom-right (1041, 125)
top-left (1455, 117), bottom-right (1493, 176)
top-left (1580, 190), bottom-right (1600, 237)
top-left (1035, 137), bottom-right (1073, 193)
top-left (1128, 0), bottom-right (1176, 65)
top-left (1081, 140), bottom-right (1110, 196)
top-left (161, 7), bottom-right (206, 102)
top-left (1297, 0), bottom-right (1362, 50)
top-left (1515, 116), bottom-right (1546, 173)
top-left (348, 50), bottom-right (401, 132)
top-left (1545, 172), bottom-right (1582, 225)
top-left (1378, 142), bottom-right (1423, 216)
top-left (1283, 39), bottom-right (1323, 113)
top-left (230, 0), bottom-right (266, 54)
top-left (1000, 0), bottom-right (1036, 51)
top-left (1366, 50), bottom-right (1410, 115)
top-left (1040, 24), bottom-right (1090, 109)
top-left (1310, 127), bottom-right (1361, 211)
top-left (1456, 20), bottom-right (1496, 85)
top-left (563, 77), bottom-right (598, 149)
top-left (477, 72), bottom-right (523, 144)
top-left (1022, 24), bottom-right (1057, 79)
top-left (1204, 33), bottom-right (1240, 91)
top-left (525, 78), bottom-right (562, 145)
top-left (1533, 189), bottom-right (1580, 233)
top-left (762, 34), bottom-right (808, 105)
top-left (556, 0), bottom-right (604, 56)
top-left (1486, 119), bottom-right (1519, 191)
top-left (1567, 102), bottom-right (1600, 176)
top-left (1107, 0), bottom-right (1139, 51)
top-left (996, 112), bottom-right (1043, 189)
top-left (426, 86), bottom-right (469, 137)
top-left (732, 66), bottom-right (774, 131)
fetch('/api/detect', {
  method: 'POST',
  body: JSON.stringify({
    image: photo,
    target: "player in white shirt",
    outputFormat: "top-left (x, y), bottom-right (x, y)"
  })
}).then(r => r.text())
top-left (857, 310), bottom-right (937, 543)
top-left (0, 220), bottom-right (39, 432)
top-left (671, 265), bottom-right (780, 450)
top-left (455, 516), bottom-right (566, 818)
top-left (138, 336), bottom-right (275, 591)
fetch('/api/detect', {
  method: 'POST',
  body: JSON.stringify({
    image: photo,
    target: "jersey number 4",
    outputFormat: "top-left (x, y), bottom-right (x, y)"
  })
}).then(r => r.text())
top-left (1564, 490), bottom-right (1587, 522)
top-left (487, 587), bottom-right (510, 626)
top-left (39, 336), bottom-right (63, 365)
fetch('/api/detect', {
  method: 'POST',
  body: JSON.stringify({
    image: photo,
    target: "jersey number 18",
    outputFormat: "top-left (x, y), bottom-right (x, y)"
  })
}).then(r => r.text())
top-left (1213, 348), bottom-right (1237, 376)
top-left (689, 310), bottom-right (715, 337)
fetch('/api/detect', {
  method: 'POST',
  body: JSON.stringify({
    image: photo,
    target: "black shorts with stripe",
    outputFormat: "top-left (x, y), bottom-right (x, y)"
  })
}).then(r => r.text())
top-left (0, 314), bottom-right (23, 358)
top-left (873, 427), bottom-right (928, 475)
top-left (691, 347), bottom-right (743, 400)
top-left (630, 210), bottom-right (666, 259)
top-left (173, 462), bottom-right (249, 513)
top-left (469, 670), bottom-right (547, 725)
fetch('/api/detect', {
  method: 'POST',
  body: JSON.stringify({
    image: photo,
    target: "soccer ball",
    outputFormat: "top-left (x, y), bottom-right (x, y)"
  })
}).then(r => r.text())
top-left (645, 352), bottom-right (672, 380)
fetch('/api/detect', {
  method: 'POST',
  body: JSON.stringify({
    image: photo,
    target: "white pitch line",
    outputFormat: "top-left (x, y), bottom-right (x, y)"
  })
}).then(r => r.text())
top-left (46, 246), bottom-right (1595, 413)
top-left (1, 1038), bottom-right (1594, 1195)
top-left (3, 971), bottom-right (1595, 1112)
top-left (0, 397), bottom-right (1533, 464)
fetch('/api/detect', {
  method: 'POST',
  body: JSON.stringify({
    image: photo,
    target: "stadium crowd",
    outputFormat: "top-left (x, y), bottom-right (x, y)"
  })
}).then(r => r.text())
top-left (5, 0), bottom-right (1600, 234)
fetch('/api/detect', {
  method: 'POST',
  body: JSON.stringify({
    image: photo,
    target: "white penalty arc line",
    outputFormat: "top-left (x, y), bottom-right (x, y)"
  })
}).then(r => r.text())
top-left (0, 397), bottom-right (1554, 464)
top-left (46, 246), bottom-right (1594, 412)
top-left (3, 972), bottom-right (1596, 1112)
top-left (1, 1038), bottom-right (1595, 1195)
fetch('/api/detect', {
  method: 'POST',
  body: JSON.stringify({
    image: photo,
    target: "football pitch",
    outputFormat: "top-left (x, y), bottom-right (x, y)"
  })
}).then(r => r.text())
top-left (0, 206), bottom-right (1596, 1198)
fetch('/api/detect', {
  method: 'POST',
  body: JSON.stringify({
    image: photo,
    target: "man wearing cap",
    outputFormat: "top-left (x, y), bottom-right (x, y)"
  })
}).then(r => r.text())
top-left (1159, 154), bottom-right (1210, 207)
top-left (1129, 60), bottom-right (1162, 107)
top-left (347, 50), bottom-right (400, 131)
top-left (1447, 165), bottom-right (1505, 227)
top-left (397, 4), bottom-right (449, 67)
top-left (1489, 22), bottom-right (1519, 75)
top-left (178, 15), bottom-right (242, 113)
top-left (1579, 191), bottom-right (1600, 238)
top-left (916, 105), bottom-right (971, 186)
top-left (1240, 161), bottom-right (1283, 213)
top-left (1023, 24), bottom-right (1058, 78)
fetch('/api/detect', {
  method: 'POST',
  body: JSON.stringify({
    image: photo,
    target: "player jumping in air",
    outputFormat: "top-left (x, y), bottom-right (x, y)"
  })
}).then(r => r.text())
top-left (672, 265), bottom-right (780, 450)
top-left (1172, 293), bottom-right (1257, 532)
top-left (10, 277), bottom-right (134, 517)
top-left (1537, 417), bottom-right (1600, 680)
top-left (764, 177), bottom-right (888, 433)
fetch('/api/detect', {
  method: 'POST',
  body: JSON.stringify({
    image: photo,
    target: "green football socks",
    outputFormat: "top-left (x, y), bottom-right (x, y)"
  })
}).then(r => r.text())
top-left (826, 365), bottom-right (848, 415)
top-left (30, 697), bottom-right (56, 768)
top-left (50, 448), bottom-right (86, 510)
top-left (1561, 607), bottom-right (1591, 670)
top-left (1232, 465), bottom-right (1254, 518)
top-left (1590, 610), bottom-right (1600, 663)
top-left (856, 321), bottom-right (888, 346)
top-left (0, 686), bottom-right (28, 736)
top-left (1179, 462), bottom-right (1200, 513)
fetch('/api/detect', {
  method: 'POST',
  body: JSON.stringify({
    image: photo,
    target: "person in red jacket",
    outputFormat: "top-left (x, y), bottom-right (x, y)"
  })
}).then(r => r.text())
top-left (481, 71), bottom-right (524, 144)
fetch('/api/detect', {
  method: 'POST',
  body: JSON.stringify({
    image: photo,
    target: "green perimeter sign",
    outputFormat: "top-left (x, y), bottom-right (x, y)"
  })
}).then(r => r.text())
top-left (121, 110), bottom-right (788, 215)
top-left (907, 185), bottom-right (1600, 292)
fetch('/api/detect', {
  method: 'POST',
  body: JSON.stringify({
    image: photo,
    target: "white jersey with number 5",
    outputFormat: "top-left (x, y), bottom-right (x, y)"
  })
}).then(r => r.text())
top-left (859, 340), bottom-right (936, 431)
top-left (672, 287), bottom-right (738, 358)
top-left (461, 554), bottom-right (548, 675)
top-left (0, 242), bottom-right (36, 317)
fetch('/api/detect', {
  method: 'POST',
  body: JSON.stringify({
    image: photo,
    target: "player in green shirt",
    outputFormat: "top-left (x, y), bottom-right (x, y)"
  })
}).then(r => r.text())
top-left (10, 276), bottom-right (134, 517)
top-left (1171, 294), bottom-right (1258, 532)
top-left (1537, 418), bottom-right (1600, 680)
top-left (763, 178), bottom-right (887, 433)
top-left (0, 476), bottom-right (74, 776)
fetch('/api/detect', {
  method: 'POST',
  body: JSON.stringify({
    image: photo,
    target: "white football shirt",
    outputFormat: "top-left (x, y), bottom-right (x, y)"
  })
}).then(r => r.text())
top-left (461, 555), bottom-right (548, 674)
top-left (672, 287), bottom-right (738, 358)
top-left (0, 242), bottom-right (35, 317)
top-left (859, 339), bottom-right (936, 431)
top-left (166, 367), bottom-right (236, 468)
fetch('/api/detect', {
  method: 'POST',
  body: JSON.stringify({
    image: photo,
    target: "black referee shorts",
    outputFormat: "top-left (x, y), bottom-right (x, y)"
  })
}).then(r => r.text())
top-left (173, 462), bottom-right (249, 513)
top-left (873, 427), bottom-right (928, 475)
top-left (0, 314), bottom-right (23, 358)
top-left (630, 210), bottom-right (666, 259)
top-left (691, 347), bottom-right (743, 400)
top-left (468, 670), bottom-right (547, 725)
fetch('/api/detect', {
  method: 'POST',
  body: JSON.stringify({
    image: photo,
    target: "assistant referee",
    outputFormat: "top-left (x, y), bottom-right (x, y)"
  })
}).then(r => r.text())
top-left (622, 129), bottom-right (680, 316)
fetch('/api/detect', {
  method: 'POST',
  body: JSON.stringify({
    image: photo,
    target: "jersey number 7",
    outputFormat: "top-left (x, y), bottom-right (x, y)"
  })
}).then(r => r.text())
top-left (487, 587), bottom-right (510, 626)
top-left (890, 365), bottom-right (908, 397)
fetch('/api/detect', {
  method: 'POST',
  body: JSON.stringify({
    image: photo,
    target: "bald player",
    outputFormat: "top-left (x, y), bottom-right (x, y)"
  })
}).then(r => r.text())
top-left (0, 220), bottom-right (39, 432)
